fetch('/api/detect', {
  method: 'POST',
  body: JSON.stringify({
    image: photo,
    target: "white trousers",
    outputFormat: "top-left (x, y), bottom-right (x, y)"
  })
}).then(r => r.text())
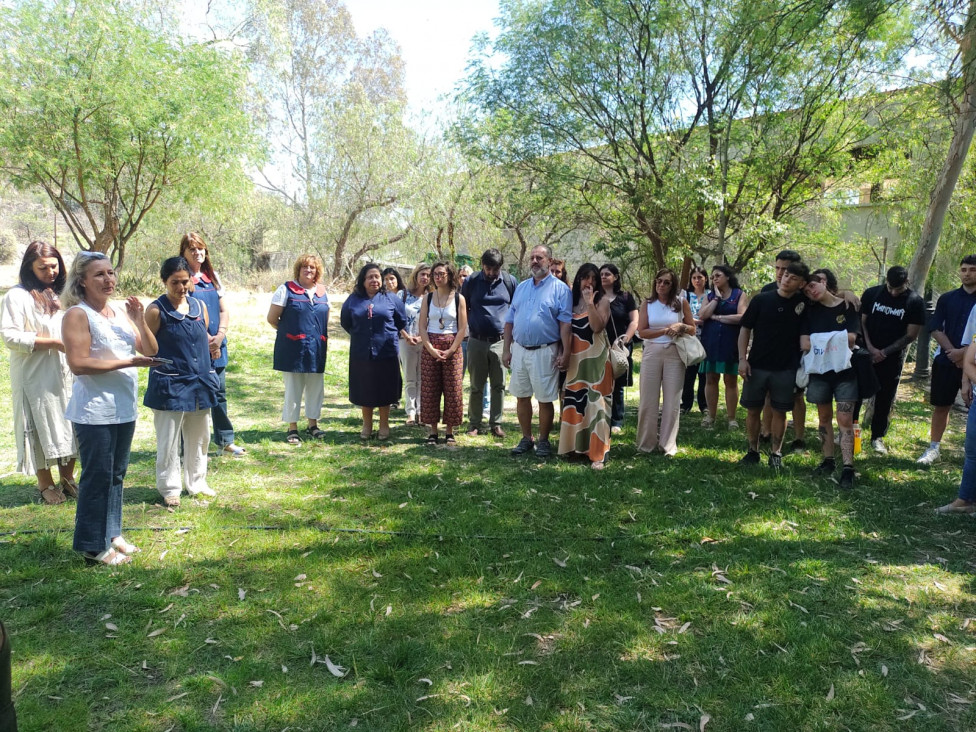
top-left (399, 341), bottom-right (422, 419)
top-left (282, 372), bottom-right (324, 423)
top-left (154, 409), bottom-right (211, 499)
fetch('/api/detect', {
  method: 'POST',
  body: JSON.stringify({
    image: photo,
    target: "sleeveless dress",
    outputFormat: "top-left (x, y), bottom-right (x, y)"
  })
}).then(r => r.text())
top-left (143, 295), bottom-right (219, 412)
top-left (558, 312), bottom-right (614, 462)
top-left (273, 282), bottom-right (330, 373)
top-left (699, 288), bottom-right (743, 373)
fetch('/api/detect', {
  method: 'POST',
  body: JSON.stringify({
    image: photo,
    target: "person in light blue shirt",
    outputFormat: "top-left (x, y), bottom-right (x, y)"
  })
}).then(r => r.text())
top-left (503, 245), bottom-right (572, 458)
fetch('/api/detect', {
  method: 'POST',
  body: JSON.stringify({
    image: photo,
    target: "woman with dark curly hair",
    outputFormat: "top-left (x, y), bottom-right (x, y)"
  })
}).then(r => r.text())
top-left (341, 263), bottom-right (408, 440)
top-left (1, 241), bottom-right (78, 504)
top-left (698, 264), bottom-right (748, 429)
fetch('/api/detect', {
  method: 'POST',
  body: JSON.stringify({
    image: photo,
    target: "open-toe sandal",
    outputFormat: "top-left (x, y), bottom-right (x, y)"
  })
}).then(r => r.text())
top-left (305, 426), bottom-right (327, 440)
top-left (83, 548), bottom-right (131, 566)
top-left (286, 429), bottom-right (302, 445)
top-left (59, 477), bottom-right (79, 498)
top-left (111, 536), bottom-right (141, 554)
top-left (39, 485), bottom-right (66, 505)
top-left (444, 434), bottom-right (457, 446)
top-left (426, 434), bottom-right (439, 446)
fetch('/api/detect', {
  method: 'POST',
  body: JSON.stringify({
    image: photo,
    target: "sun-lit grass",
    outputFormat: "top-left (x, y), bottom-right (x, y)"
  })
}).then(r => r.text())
top-left (0, 293), bottom-right (974, 730)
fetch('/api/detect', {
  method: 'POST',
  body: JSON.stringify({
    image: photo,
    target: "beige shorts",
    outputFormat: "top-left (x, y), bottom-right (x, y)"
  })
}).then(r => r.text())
top-left (508, 342), bottom-right (560, 403)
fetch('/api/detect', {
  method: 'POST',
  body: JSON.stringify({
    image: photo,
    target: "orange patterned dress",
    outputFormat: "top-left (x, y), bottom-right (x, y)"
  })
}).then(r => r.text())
top-left (558, 312), bottom-right (614, 462)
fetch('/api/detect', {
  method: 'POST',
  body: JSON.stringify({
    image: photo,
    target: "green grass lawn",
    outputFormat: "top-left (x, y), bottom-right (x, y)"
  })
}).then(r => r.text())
top-left (1, 293), bottom-right (974, 731)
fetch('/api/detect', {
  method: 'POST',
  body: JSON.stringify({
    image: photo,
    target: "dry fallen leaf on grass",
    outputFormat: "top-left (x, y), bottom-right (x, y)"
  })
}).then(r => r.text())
top-left (324, 655), bottom-right (348, 678)
top-left (166, 692), bottom-right (188, 702)
top-left (418, 678), bottom-right (433, 685)
top-left (679, 622), bottom-right (692, 634)
top-left (744, 713), bottom-right (754, 721)
top-left (147, 628), bottom-right (166, 638)
top-left (371, 569), bottom-right (382, 578)
top-left (699, 714), bottom-right (711, 730)
top-left (524, 695), bottom-right (533, 706)
top-left (553, 557), bottom-right (568, 568)
top-left (530, 580), bottom-right (542, 590)
top-left (518, 660), bottom-right (539, 665)
top-left (100, 613), bottom-right (111, 621)
top-left (881, 664), bottom-right (888, 677)
top-left (105, 623), bottom-right (118, 632)
top-left (249, 680), bottom-right (263, 688)
top-left (385, 605), bottom-right (392, 616)
top-left (659, 723), bottom-right (691, 730)
top-left (826, 684), bottom-right (835, 701)
top-left (294, 574), bottom-right (307, 581)
top-left (933, 633), bottom-right (950, 644)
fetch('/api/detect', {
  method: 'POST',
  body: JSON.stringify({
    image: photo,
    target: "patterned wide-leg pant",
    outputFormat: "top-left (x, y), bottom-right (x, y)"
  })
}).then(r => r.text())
top-left (420, 333), bottom-right (464, 427)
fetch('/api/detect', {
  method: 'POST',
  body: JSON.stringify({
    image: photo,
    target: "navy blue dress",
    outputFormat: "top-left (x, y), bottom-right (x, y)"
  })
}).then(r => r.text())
top-left (700, 288), bottom-right (743, 370)
top-left (189, 273), bottom-right (226, 368)
top-left (144, 296), bottom-right (219, 412)
top-left (340, 291), bottom-right (406, 407)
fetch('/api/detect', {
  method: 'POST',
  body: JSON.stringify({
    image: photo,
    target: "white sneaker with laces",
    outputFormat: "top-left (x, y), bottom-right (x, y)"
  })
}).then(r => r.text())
top-left (917, 445), bottom-right (940, 465)
top-left (871, 438), bottom-right (888, 455)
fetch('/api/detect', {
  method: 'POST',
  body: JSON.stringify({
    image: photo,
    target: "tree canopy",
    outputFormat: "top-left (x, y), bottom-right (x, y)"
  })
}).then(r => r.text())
top-left (0, 0), bottom-right (257, 267)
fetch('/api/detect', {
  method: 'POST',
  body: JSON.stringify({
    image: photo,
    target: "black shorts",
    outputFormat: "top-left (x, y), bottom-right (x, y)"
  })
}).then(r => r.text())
top-left (741, 368), bottom-right (795, 412)
top-left (930, 359), bottom-right (963, 407)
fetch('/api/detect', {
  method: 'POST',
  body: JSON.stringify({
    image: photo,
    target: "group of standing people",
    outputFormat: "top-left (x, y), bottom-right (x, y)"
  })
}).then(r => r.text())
top-left (3, 235), bottom-right (243, 564)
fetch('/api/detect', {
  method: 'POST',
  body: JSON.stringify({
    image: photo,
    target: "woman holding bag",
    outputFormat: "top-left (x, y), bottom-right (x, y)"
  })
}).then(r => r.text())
top-left (636, 268), bottom-right (696, 457)
top-left (599, 263), bottom-right (638, 434)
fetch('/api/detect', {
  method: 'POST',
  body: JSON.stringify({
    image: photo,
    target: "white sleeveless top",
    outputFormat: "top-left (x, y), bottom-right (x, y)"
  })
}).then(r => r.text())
top-left (64, 302), bottom-right (139, 425)
top-left (645, 299), bottom-right (682, 344)
top-left (427, 292), bottom-right (459, 335)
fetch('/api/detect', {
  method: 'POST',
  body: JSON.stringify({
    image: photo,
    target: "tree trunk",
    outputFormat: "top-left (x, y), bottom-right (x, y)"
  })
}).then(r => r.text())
top-left (908, 0), bottom-right (976, 290)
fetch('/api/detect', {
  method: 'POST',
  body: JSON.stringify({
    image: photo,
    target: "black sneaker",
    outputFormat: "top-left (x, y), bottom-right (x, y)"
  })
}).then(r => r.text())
top-left (812, 458), bottom-right (836, 477)
top-left (511, 437), bottom-right (534, 456)
top-left (739, 450), bottom-right (761, 466)
top-left (839, 466), bottom-right (855, 490)
top-left (791, 438), bottom-right (806, 452)
top-left (768, 453), bottom-right (783, 471)
top-left (535, 439), bottom-right (553, 458)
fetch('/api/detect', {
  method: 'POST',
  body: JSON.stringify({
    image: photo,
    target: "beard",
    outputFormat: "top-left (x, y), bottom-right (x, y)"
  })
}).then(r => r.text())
top-left (531, 263), bottom-right (547, 278)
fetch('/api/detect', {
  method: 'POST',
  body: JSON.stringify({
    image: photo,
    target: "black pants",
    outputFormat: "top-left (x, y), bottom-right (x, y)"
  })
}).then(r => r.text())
top-left (681, 364), bottom-right (706, 412)
top-left (869, 354), bottom-right (905, 440)
top-left (0, 621), bottom-right (16, 731)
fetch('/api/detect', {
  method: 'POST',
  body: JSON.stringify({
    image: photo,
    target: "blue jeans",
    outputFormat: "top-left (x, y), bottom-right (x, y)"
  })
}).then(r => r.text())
top-left (958, 395), bottom-right (976, 502)
top-left (72, 421), bottom-right (136, 554)
top-left (210, 366), bottom-right (236, 447)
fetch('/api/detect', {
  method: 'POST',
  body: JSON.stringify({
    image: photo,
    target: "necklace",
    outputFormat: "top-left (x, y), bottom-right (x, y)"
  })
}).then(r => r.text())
top-left (433, 290), bottom-right (451, 329)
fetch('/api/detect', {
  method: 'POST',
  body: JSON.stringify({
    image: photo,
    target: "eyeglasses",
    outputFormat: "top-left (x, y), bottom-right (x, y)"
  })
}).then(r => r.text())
top-left (655, 278), bottom-right (673, 285)
top-left (433, 271), bottom-right (447, 278)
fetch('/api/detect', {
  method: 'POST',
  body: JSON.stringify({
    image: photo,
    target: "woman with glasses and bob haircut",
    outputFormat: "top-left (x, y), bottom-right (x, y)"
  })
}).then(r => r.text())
top-left (61, 251), bottom-right (160, 565)
top-left (636, 267), bottom-right (696, 456)
top-left (418, 261), bottom-right (468, 445)
top-left (1, 240), bottom-right (78, 505)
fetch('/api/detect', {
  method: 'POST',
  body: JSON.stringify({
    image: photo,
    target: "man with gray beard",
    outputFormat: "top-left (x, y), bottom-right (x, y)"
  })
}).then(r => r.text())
top-left (503, 245), bottom-right (572, 457)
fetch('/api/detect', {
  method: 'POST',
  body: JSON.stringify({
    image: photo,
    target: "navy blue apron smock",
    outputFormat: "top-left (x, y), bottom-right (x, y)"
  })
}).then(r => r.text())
top-left (273, 282), bottom-right (330, 373)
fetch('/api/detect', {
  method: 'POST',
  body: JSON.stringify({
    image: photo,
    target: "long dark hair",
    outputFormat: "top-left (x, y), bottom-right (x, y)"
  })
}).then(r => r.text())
top-left (710, 264), bottom-right (739, 291)
top-left (571, 263), bottom-right (603, 307)
top-left (684, 265), bottom-right (708, 293)
top-left (381, 266), bottom-right (404, 293)
top-left (353, 263), bottom-right (383, 297)
top-left (599, 263), bottom-right (622, 294)
top-left (811, 267), bottom-right (839, 294)
top-left (19, 241), bottom-right (67, 315)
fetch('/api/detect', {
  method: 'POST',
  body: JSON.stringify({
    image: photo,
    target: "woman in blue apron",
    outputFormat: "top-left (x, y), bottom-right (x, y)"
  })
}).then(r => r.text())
top-left (144, 257), bottom-right (220, 507)
top-left (267, 254), bottom-right (330, 444)
top-left (180, 232), bottom-right (246, 456)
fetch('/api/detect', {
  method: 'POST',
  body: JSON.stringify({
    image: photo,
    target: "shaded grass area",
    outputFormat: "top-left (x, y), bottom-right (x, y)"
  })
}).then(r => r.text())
top-left (1, 300), bottom-right (974, 731)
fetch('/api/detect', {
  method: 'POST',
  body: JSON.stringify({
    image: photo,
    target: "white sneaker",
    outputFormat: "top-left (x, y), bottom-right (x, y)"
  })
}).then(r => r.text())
top-left (190, 486), bottom-right (217, 497)
top-left (727, 420), bottom-right (739, 430)
top-left (610, 425), bottom-right (622, 435)
top-left (871, 438), bottom-right (887, 455)
top-left (917, 446), bottom-right (940, 465)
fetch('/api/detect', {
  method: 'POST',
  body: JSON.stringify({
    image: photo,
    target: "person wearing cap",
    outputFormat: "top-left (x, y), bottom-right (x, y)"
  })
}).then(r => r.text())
top-left (859, 266), bottom-right (925, 455)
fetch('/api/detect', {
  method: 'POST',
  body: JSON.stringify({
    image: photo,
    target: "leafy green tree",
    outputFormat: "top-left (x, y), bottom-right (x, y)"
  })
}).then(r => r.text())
top-left (460, 0), bottom-right (905, 272)
top-left (249, 0), bottom-right (420, 279)
top-left (0, 0), bottom-right (256, 268)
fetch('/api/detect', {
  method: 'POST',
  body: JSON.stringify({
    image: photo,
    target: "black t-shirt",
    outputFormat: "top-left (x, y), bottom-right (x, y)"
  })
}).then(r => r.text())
top-left (801, 300), bottom-right (860, 338)
top-left (606, 291), bottom-right (637, 341)
top-left (860, 285), bottom-right (926, 351)
top-left (740, 290), bottom-right (807, 370)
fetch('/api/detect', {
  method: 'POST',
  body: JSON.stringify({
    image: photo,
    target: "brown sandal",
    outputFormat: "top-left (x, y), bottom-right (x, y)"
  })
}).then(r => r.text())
top-left (39, 485), bottom-right (66, 505)
top-left (60, 477), bottom-right (79, 498)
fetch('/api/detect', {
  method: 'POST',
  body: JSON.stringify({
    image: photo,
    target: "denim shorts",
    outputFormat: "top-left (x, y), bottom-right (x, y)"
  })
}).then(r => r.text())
top-left (806, 369), bottom-right (858, 404)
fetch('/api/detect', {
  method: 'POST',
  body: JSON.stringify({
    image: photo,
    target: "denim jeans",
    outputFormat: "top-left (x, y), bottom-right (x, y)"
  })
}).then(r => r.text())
top-left (210, 366), bottom-right (236, 447)
top-left (72, 421), bottom-right (136, 554)
top-left (958, 393), bottom-right (976, 502)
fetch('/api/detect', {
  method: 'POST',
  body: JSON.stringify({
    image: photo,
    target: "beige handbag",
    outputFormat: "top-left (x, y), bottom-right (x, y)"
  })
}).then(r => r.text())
top-left (674, 333), bottom-right (706, 367)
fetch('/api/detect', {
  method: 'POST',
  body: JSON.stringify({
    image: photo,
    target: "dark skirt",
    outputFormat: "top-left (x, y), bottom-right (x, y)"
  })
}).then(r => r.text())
top-left (349, 358), bottom-right (403, 407)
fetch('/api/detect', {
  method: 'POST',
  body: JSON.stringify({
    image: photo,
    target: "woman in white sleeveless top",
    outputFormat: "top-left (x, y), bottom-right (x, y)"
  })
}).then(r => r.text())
top-left (636, 268), bottom-right (696, 456)
top-left (62, 253), bottom-right (161, 565)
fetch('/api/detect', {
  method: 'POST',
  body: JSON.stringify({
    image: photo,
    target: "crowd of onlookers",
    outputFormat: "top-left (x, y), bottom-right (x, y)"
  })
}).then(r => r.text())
top-left (4, 237), bottom-right (976, 566)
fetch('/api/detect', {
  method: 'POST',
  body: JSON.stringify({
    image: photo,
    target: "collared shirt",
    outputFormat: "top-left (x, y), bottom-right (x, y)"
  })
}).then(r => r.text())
top-left (461, 270), bottom-right (517, 338)
top-left (505, 273), bottom-right (572, 347)
top-left (340, 291), bottom-right (406, 361)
